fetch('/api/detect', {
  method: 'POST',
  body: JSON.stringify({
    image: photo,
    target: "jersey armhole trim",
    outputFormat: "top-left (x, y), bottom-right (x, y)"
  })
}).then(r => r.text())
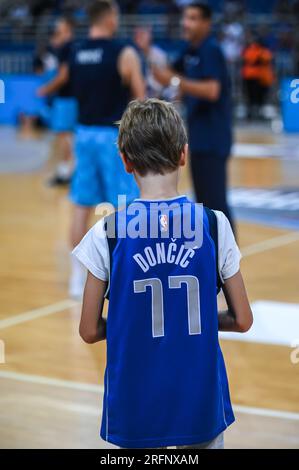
top-left (204, 207), bottom-right (224, 293)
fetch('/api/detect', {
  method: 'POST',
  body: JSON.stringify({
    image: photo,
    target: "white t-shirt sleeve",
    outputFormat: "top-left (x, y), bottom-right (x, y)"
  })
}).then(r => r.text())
top-left (214, 211), bottom-right (242, 281)
top-left (72, 219), bottom-right (109, 282)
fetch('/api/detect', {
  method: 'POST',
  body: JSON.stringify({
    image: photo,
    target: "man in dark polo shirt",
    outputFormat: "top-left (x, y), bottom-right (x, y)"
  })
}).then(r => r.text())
top-left (153, 2), bottom-right (234, 229)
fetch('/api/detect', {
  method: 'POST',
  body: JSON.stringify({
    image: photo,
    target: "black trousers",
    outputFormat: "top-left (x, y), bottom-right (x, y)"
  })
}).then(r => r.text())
top-left (244, 79), bottom-right (269, 118)
top-left (190, 152), bottom-right (235, 233)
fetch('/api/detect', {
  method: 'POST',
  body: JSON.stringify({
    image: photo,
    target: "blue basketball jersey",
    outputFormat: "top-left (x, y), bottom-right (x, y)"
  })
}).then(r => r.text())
top-left (101, 196), bottom-right (234, 448)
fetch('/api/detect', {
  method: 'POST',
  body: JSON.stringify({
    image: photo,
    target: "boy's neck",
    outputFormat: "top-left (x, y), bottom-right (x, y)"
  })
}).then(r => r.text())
top-left (136, 170), bottom-right (180, 200)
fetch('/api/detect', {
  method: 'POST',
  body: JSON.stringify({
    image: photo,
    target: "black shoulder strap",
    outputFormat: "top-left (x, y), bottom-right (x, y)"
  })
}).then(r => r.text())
top-left (104, 212), bottom-right (118, 300)
top-left (204, 207), bottom-right (223, 294)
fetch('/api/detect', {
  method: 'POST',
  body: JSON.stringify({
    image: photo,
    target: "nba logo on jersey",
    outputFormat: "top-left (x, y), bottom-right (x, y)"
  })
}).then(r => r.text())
top-left (159, 214), bottom-right (168, 232)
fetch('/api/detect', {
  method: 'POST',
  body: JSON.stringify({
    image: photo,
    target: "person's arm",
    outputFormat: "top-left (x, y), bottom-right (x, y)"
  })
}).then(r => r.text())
top-left (118, 46), bottom-right (146, 100)
top-left (218, 270), bottom-right (253, 333)
top-left (180, 77), bottom-right (220, 101)
top-left (214, 211), bottom-right (253, 333)
top-left (72, 218), bottom-right (110, 344)
top-left (152, 65), bottom-right (220, 102)
top-left (79, 271), bottom-right (108, 344)
top-left (37, 63), bottom-right (69, 97)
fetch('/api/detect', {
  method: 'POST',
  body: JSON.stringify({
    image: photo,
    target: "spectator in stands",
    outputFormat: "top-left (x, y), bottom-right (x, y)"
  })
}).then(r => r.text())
top-left (293, 32), bottom-right (299, 77)
top-left (276, 27), bottom-right (294, 80)
top-left (242, 34), bottom-right (275, 120)
top-left (257, 25), bottom-right (278, 53)
top-left (221, 18), bottom-right (244, 98)
top-left (175, 0), bottom-right (193, 7)
top-left (275, 0), bottom-right (292, 18)
top-left (293, 0), bottom-right (299, 19)
top-left (29, 0), bottom-right (56, 17)
top-left (118, 0), bottom-right (141, 13)
top-left (133, 26), bottom-right (169, 98)
top-left (223, 0), bottom-right (245, 17)
top-left (137, 0), bottom-right (173, 15)
top-left (62, 0), bottom-right (87, 18)
top-left (221, 20), bottom-right (244, 64)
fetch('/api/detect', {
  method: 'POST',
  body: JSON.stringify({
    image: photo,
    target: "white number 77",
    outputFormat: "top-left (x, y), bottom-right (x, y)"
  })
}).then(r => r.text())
top-left (133, 276), bottom-right (201, 338)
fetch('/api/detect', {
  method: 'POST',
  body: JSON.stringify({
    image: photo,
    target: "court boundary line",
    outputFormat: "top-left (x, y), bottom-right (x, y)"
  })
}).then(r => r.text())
top-left (0, 370), bottom-right (104, 393)
top-left (241, 231), bottom-right (299, 257)
top-left (0, 299), bottom-right (78, 330)
top-left (233, 404), bottom-right (299, 421)
top-left (0, 370), bottom-right (298, 422)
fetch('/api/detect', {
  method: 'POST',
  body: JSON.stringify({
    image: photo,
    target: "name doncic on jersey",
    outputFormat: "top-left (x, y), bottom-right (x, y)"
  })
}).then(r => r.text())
top-left (133, 241), bottom-right (197, 273)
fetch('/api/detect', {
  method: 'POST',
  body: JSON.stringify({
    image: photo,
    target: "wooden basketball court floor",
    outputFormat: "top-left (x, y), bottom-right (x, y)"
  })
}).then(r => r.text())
top-left (0, 125), bottom-right (298, 449)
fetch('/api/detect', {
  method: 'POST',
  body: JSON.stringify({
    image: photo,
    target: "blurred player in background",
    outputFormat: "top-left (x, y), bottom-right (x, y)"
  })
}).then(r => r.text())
top-left (40, 0), bottom-right (145, 297)
top-left (133, 26), bottom-right (169, 99)
top-left (153, 2), bottom-right (234, 231)
top-left (39, 16), bottom-right (77, 186)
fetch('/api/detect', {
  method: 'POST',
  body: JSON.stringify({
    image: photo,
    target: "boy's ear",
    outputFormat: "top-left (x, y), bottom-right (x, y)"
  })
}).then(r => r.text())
top-left (179, 144), bottom-right (188, 167)
top-left (120, 152), bottom-right (134, 174)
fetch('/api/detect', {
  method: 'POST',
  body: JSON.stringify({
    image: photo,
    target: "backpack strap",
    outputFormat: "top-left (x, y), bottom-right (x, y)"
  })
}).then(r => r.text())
top-left (204, 207), bottom-right (223, 294)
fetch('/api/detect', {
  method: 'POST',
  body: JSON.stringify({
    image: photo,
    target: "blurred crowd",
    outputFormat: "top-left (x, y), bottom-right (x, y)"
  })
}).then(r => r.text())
top-left (2, 0), bottom-right (178, 19)
top-left (2, 0), bottom-right (299, 118)
top-left (4, 0), bottom-right (299, 19)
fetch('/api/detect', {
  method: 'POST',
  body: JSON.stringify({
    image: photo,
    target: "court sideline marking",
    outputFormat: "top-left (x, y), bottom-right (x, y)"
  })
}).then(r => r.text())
top-left (241, 231), bottom-right (299, 257)
top-left (0, 369), bottom-right (299, 422)
top-left (1, 229), bottom-right (299, 330)
top-left (0, 299), bottom-right (78, 330)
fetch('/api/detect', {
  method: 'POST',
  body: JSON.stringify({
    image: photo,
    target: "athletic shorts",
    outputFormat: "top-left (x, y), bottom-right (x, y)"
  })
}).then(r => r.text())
top-left (70, 124), bottom-right (139, 207)
top-left (176, 432), bottom-right (224, 449)
top-left (51, 97), bottom-right (78, 132)
top-left (121, 433), bottom-right (224, 450)
top-left (145, 432), bottom-right (224, 450)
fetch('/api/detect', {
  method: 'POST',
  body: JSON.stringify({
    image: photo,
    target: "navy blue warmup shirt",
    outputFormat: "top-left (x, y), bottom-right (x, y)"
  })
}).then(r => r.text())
top-left (173, 36), bottom-right (232, 157)
top-left (67, 38), bottom-right (130, 126)
top-left (56, 41), bottom-right (74, 97)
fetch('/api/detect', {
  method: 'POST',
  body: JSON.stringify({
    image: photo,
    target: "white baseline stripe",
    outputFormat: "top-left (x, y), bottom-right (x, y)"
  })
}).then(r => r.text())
top-left (234, 405), bottom-right (299, 422)
top-left (43, 399), bottom-right (100, 416)
top-left (220, 301), bottom-right (299, 346)
top-left (0, 299), bottom-right (79, 330)
top-left (1, 370), bottom-right (299, 422)
top-left (0, 370), bottom-right (104, 393)
top-left (242, 231), bottom-right (299, 258)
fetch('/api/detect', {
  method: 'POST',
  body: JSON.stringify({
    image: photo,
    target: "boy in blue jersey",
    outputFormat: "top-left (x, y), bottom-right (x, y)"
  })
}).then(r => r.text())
top-left (73, 99), bottom-right (253, 449)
